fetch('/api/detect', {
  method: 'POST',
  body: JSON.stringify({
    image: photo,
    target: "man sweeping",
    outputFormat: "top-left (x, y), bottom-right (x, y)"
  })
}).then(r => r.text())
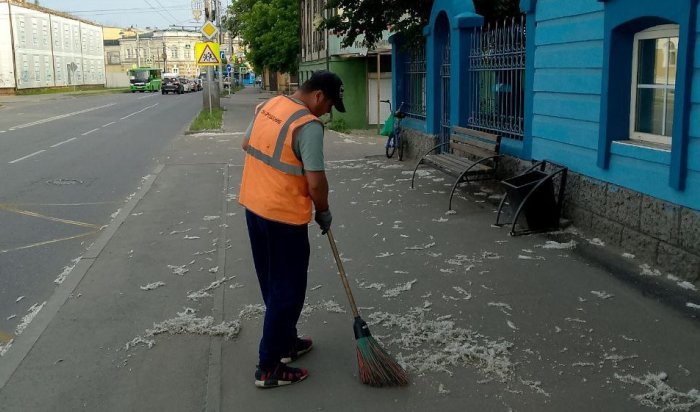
top-left (239, 71), bottom-right (345, 388)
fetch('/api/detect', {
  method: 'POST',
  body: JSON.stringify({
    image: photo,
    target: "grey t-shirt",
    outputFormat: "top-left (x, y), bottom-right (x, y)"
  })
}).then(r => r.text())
top-left (244, 101), bottom-right (325, 172)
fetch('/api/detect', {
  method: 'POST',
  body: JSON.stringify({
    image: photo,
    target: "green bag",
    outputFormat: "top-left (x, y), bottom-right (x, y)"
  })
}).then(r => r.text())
top-left (380, 113), bottom-right (395, 136)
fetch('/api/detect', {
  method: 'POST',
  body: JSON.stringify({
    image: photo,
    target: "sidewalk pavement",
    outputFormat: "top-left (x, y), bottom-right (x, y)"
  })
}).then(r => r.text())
top-left (1, 86), bottom-right (698, 412)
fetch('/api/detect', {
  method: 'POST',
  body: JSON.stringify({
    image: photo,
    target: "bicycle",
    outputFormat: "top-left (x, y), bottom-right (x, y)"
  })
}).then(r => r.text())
top-left (381, 100), bottom-right (406, 160)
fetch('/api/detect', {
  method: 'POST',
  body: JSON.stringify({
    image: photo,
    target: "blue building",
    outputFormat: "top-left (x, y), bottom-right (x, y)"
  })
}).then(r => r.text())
top-left (393, 0), bottom-right (700, 283)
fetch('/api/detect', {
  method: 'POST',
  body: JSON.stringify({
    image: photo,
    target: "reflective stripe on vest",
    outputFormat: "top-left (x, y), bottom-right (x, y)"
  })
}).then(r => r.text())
top-left (244, 108), bottom-right (310, 176)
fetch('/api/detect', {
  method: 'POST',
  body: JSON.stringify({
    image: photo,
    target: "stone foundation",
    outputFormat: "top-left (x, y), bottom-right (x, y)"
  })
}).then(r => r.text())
top-left (402, 130), bottom-right (700, 284)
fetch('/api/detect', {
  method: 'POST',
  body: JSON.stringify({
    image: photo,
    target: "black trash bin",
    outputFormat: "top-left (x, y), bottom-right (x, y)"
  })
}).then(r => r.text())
top-left (501, 170), bottom-right (558, 231)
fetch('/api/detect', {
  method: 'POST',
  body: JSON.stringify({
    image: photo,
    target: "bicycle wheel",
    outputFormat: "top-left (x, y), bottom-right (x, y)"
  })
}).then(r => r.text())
top-left (385, 134), bottom-right (396, 158)
top-left (397, 128), bottom-right (405, 161)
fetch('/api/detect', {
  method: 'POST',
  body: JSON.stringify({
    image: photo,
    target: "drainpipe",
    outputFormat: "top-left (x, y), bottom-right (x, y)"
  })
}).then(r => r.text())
top-left (325, 1), bottom-right (332, 120)
top-left (376, 52), bottom-right (380, 134)
top-left (7, 0), bottom-right (19, 90)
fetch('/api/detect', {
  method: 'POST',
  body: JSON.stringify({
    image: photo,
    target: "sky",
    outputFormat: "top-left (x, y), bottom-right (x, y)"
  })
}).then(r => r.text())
top-left (36, 0), bottom-right (228, 29)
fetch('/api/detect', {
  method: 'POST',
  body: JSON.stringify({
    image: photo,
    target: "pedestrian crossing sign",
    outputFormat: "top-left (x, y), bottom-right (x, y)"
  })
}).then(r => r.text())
top-left (195, 42), bottom-right (221, 66)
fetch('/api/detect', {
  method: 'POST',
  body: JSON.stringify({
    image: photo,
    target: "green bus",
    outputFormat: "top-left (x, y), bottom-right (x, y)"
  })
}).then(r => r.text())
top-left (128, 67), bottom-right (162, 92)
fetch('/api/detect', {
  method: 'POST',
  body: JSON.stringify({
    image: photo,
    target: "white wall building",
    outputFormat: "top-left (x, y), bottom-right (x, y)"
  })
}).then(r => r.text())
top-left (0, 0), bottom-right (105, 92)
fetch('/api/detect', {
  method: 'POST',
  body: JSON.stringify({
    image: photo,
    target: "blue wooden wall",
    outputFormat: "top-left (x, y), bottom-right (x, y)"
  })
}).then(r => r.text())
top-left (524, 0), bottom-right (700, 210)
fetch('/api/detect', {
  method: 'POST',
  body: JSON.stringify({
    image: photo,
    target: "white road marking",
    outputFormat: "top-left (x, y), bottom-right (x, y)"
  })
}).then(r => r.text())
top-left (9, 150), bottom-right (46, 164)
top-left (102, 121), bottom-right (116, 127)
top-left (0, 131), bottom-right (6, 133)
top-left (81, 128), bottom-right (99, 136)
top-left (50, 137), bottom-right (77, 148)
top-left (120, 103), bottom-right (159, 120)
top-left (8, 103), bottom-right (116, 130)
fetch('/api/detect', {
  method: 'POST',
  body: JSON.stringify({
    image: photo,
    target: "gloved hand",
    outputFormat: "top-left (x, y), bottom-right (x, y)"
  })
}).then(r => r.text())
top-left (314, 209), bottom-right (332, 235)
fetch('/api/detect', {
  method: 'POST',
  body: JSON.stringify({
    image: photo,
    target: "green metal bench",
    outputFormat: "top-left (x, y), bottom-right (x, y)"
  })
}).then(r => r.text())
top-left (410, 126), bottom-right (502, 210)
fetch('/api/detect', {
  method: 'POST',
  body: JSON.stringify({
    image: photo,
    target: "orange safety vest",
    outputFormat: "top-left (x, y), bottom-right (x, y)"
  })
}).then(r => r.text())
top-left (239, 96), bottom-right (321, 225)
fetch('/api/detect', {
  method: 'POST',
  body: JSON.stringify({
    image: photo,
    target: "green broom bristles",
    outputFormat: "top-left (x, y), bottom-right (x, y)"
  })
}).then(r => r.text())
top-left (354, 318), bottom-right (409, 387)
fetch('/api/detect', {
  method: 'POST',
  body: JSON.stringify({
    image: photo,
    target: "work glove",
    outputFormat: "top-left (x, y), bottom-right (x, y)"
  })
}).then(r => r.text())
top-left (314, 209), bottom-right (332, 235)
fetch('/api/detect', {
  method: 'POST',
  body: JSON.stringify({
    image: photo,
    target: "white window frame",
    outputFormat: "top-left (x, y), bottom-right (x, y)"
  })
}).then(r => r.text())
top-left (629, 24), bottom-right (679, 145)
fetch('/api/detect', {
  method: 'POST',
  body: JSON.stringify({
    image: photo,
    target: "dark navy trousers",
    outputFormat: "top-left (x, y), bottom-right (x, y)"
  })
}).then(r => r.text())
top-left (245, 209), bottom-right (309, 368)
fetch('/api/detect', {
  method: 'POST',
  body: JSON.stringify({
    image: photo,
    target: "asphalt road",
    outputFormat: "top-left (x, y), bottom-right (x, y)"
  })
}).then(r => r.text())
top-left (0, 90), bottom-right (201, 337)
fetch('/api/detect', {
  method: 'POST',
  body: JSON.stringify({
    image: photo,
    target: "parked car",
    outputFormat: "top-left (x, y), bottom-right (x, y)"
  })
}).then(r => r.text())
top-left (161, 74), bottom-right (183, 94)
top-left (179, 77), bottom-right (193, 93)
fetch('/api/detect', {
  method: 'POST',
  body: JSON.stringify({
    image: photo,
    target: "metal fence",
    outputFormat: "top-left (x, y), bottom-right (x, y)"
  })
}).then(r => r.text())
top-left (467, 16), bottom-right (526, 141)
top-left (403, 47), bottom-right (427, 120)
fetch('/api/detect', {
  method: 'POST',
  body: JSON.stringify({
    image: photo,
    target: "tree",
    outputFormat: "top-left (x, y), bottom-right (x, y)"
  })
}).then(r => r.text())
top-left (225, 0), bottom-right (299, 74)
top-left (322, 0), bottom-right (520, 49)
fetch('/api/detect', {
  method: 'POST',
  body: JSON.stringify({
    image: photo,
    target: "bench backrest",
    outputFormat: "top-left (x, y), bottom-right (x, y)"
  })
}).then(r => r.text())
top-left (449, 126), bottom-right (500, 159)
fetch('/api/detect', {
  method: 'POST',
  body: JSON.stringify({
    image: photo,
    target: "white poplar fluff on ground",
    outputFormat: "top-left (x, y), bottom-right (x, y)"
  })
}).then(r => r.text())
top-left (0, 339), bottom-right (13, 356)
top-left (187, 276), bottom-right (233, 301)
top-left (676, 281), bottom-right (697, 291)
top-left (537, 240), bottom-right (577, 250)
top-left (168, 264), bottom-right (189, 276)
top-left (488, 302), bottom-right (512, 314)
top-left (238, 304), bottom-right (266, 320)
top-left (54, 257), bottom-right (82, 285)
top-left (383, 279), bottom-right (418, 298)
top-left (588, 238), bottom-right (606, 246)
top-left (15, 302), bottom-right (46, 335)
top-left (357, 281), bottom-right (385, 291)
top-left (405, 242), bottom-right (436, 250)
top-left (615, 372), bottom-right (700, 411)
top-left (375, 252), bottom-right (394, 258)
top-left (140, 281), bottom-right (166, 291)
top-left (367, 306), bottom-right (514, 382)
top-left (591, 290), bottom-right (614, 299)
top-left (202, 216), bottom-right (220, 221)
top-left (125, 308), bottom-right (240, 350)
top-left (640, 264), bottom-right (663, 277)
top-left (301, 300), bottom-right (346, 317)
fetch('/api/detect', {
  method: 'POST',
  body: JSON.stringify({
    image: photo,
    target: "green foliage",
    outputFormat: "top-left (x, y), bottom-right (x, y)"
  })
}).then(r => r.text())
top-left (190, 108), bottom-right (224, 131)
top-left (322, 0), bottom-right (521, 50)
top-left (327, 118), bottom-right (350, 133)
top-left (226, 0), bottom-right (299, 74)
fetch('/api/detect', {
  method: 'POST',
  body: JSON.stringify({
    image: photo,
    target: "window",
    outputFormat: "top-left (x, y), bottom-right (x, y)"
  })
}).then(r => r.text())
top-left (42, 21), bottom-right (48, 47)
top-left (63, 26), bottom-right (70, 49)
top-left (19, 19), bottom-right (26, 46)
top-left (56, 59), bottom-right (62, 81)
top-left (32, 19), bottom-right (38, 46)
top-left (630, 25), bottom-right (678, 145)
top-left (45, 57), bottom-right (52, 82)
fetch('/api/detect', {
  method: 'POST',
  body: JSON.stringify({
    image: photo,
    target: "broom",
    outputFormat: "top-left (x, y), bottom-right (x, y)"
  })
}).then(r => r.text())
top-left (326, 229), bottom-right (409, 387)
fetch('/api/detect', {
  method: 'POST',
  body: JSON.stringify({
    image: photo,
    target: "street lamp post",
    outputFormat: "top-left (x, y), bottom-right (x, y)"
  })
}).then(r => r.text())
top-left (136, 31), bottom-right (141, 67)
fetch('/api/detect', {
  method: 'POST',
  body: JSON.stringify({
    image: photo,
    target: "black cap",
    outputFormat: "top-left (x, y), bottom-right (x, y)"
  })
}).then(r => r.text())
top-left (305, 70), bottom-right (346, 112)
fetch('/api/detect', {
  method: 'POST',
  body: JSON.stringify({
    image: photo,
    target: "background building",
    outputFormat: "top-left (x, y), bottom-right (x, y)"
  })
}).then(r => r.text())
top-left (299, 0), bottom-right (393, 129)
top-left (0, 0), bottom-right (105, 93)
top-left (117, 29), bottom-right (203, 77)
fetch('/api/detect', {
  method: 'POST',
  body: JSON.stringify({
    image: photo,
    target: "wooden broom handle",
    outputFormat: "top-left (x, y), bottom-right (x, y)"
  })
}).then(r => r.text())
top-left (326, 229), bottom-right (360, 318)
